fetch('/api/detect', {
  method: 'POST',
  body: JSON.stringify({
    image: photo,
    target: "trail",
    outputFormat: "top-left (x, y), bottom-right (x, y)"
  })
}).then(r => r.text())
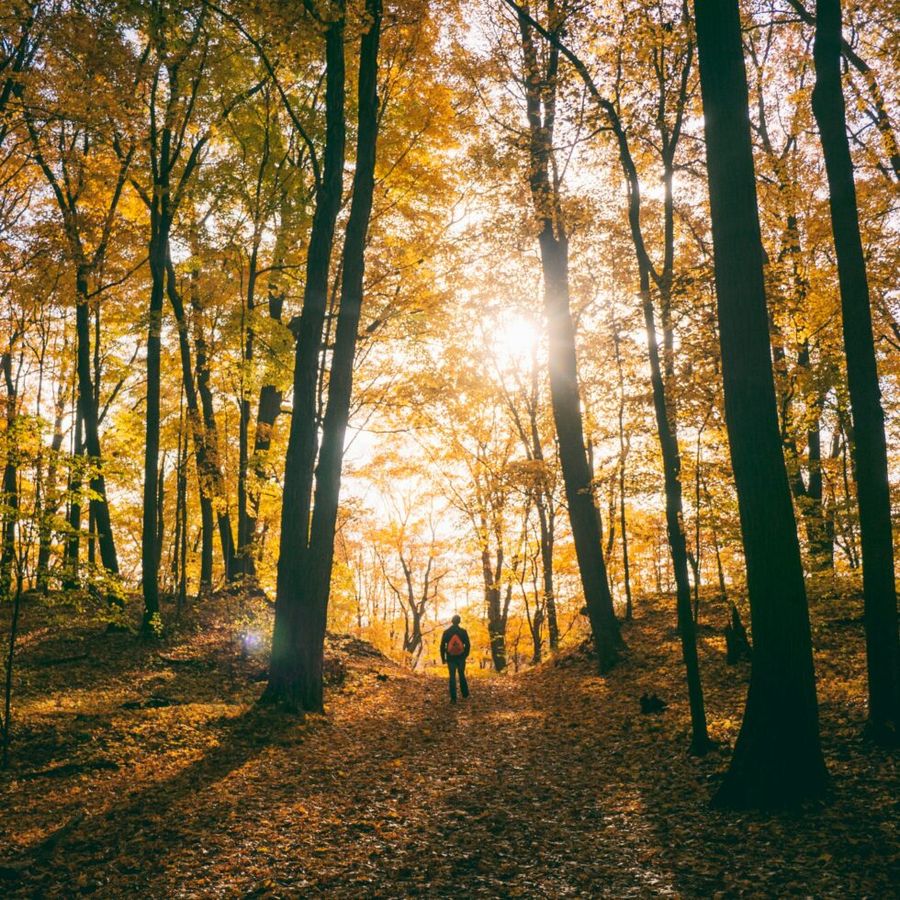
top-left (49, 667), bottom-right (677, 898)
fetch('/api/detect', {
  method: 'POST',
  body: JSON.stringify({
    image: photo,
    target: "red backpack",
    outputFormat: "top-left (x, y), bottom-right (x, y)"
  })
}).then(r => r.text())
top-left (447, 633), bottom-right (465, 657)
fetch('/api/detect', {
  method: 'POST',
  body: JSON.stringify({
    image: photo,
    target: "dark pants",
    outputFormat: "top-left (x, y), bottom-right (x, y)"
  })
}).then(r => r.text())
top-left (447, 657), bottom-right (469, 701)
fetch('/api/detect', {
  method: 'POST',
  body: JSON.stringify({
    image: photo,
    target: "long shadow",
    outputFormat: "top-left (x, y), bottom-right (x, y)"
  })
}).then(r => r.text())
top-left (11, 700), bottom-right (300, 892)
top-left (9, 669), bottom-right (449, 895)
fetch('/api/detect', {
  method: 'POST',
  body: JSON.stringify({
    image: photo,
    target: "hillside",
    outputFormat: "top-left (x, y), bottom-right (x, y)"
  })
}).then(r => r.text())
top-left (0, 589), bottom-right (895, 897)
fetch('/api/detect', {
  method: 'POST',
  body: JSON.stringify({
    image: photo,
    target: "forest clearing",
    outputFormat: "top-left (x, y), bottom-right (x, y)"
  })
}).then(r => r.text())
top-left (1, 585), bottom-right (896, 898)
top-left (1, 0), bottom-right (899, 895)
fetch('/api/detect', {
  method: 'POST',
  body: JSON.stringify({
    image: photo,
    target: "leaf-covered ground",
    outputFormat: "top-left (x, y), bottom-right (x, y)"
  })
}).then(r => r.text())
top-left (0, 588), bottom-right (897, 897)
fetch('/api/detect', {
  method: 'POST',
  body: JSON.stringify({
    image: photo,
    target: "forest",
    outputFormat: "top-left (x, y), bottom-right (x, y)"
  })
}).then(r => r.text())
top-left (0, 0), bottom-right (898, 895)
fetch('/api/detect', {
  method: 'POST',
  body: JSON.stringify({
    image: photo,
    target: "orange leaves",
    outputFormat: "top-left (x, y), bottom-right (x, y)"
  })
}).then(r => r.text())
top-left (0, 586), bottom-right (896, 896)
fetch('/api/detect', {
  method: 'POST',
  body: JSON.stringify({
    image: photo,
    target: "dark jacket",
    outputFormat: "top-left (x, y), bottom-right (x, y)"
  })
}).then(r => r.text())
top-left (440, 624), bottom-right (470, 663)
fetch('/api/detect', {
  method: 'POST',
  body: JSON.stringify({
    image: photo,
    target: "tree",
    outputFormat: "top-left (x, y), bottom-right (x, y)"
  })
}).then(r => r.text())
top-left (266, 0), bottom-right (382, 711)
top-left (694, 0), bottom-right (828, 807)
top-left (514, 3), bottom-right (622, 671)
top-left (496, 342), bottom-right (560, 652)
top-left (811, 0), bottom-right (900, 741)
top-left (21, 6), bottom-right (138, 603)
top-left (129, 3), bottom-right (264, 625)
top-left (507, 0), bottom-right (710, 751)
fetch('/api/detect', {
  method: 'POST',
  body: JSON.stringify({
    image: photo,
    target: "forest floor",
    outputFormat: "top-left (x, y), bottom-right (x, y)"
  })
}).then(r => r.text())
top-left (0, 585), bottom-right (897, 898)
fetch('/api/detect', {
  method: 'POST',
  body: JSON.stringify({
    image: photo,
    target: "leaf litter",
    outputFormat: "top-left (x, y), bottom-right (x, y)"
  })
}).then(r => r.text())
top-left (0, 587), bottom-right (896, 897)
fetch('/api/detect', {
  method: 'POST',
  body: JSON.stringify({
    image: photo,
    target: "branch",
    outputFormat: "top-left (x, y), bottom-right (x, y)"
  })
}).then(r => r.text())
top-left (202, 0), bottom-right (323, 188)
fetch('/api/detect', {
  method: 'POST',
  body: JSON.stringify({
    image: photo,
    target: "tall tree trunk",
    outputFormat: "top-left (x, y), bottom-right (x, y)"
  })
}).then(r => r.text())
top-left (802, 372), bottom-right (834, 571)
top-left (811, 0), bottom-right (900, 739)
top-left (188, 253), bottom-right (238, 582)
top-left (142, 220), bottom-right (168, 629)
top-left (36, 383), bottom-right (67, 591)
top-left (62, 405), bottom-right (82, 590)
top-left (156, 456), bottom-right (166, 572)
top-left (601, 11), bottom-right (709, 746)
top-left (523, 362), bottom-right (558, 651)
top-left (172, 385), bottom-right (188, 612)
top-left (516, 13), bottom-right (621, 669)
top-left (264, 13), bottom-right (348, 710)
top-left (534, 492), bottom-right (558, 650)
top-left (483, 544), bottom-right (508, 672)
top-left (194, 327), bottom-right (237, 583)
top-left (248, 196), bottom-right (292, 551)
top-left (166, 254), bottom-right (234, 592)
top-left (266, 0), bottom-right (381, 710)
top-left (75, 269), bottom-right (120, 598)
top-left (623, 168), bottom-right (710, 747)
top-left (695, 0), bottom-right (828, 807)
top-left (541, 229), bottom-right (621, 669)
top-left (0, 351), bottom-right (18, 597)
top-left (237, 240), bottom-right (261, 578)
top-left (639, 281), bottom-right (712, 753)
top-left (610, 306), bottom-right (633, 621)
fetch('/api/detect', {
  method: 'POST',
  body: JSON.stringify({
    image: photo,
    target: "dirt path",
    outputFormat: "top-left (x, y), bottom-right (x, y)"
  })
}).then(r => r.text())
top-left (2, 600), bottom-right (897, 897)
top-left (17, 668), bottom-right (682, 898)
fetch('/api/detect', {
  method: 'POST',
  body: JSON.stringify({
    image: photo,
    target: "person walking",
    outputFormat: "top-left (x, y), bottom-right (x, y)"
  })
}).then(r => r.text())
top-left (440, 614), bottom-right (470, 703)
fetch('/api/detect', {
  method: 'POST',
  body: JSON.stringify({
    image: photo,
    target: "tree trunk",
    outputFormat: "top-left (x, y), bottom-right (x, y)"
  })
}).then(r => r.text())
top-left (264, 14), bottom-right (348, 711)
top-left (610, 306), bottom-right (633, 621)
top-left (483, 546), bottom-right (508, 672)
top-left (166, 253), bottom-right (234, 593)
top-left (237, 240), bottom-right (261, 578)
top-left (811, 0), bottom-right (900, 739)
top-left (639, 284), bottom-right (711, 753)
top-left (613, 53), bottom-right (711, 748)
top-left (142, 222), bottom-right (167, 629)
top-left (0, 351), bottom-right (18, 597)
top-left (189, 267), bottom-right (238, 583)
top-left (695, 0), bottom-right (828, 807)
top-left (534, 492), bottom-right (558, 650)
top-left (36, 385), bottom-right (66, 591)
top-left (542, 218), bottom-right (621, 667)
top-left (248, 211), bottom-right (290, 554)
top-left (267, 0), bottom-right (382, 710)
top-left (75, 269), bottom-right (120, 599)
top-left (172, 386), bottom-right (188, 612)
top-left (156, 456), bottom-right (166, 572)
top-left (517, 12), bottom-right (621, 670)
top-left (62, 406), bottom-right (82, 590)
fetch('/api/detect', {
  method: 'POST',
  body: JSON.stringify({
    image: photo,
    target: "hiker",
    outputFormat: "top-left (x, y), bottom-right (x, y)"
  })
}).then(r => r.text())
top-left (440, 614), bottom-right (471, 703)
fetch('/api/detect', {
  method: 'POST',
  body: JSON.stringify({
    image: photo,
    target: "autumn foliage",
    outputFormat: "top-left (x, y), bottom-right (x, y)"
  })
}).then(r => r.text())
top-left (0, 0), bottom-right (898, 892)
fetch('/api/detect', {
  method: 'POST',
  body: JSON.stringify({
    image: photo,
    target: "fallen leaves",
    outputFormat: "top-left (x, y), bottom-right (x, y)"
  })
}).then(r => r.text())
top-left (0, 587), bottom-right (896, 897)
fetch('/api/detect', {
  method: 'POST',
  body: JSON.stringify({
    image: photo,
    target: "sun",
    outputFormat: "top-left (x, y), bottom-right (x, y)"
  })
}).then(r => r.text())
top-left (494, 313), bottom-right (541, 366)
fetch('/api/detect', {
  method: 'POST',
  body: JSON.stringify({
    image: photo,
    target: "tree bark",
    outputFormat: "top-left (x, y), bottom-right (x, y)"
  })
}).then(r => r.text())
top-left (609, 16), bottom-right (710, 750)
top-left (517, 11), bottom-right (622, 670)
top-left (695, 0), bottom-right (828, 807)
top-left (36, 374), bottom-right (67, 591)
top-left (166, 253), bottom-right (236, 592)
top-left (264, 12), bottom-right (348, 711)
top-left (237, 237), bottom-right (261, 578)
top-left (811, 0), bottom-right (900, 739)
top-left (610, 305), bottom-right (633, 621)
top-left (639, 282), bottom-right (711, 753)
top-left (75, 269), bottom-right (121, 597)
top-left (483, 542), bottom-right (508, 672)
top-left (190, 275), bottom-right (238, 584)
top-left (269, 0), bottom-right (382, 710)
top-left (62, 405), bottom-right (82, 590)
top-left (181, 254), bottom-right (237, 588)
top-left (0, 351), bottom-right (18, 597)
top-left (142, 212), bottom-right (168, 628)
top-left (248, 192), bottom-right (292, 552)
